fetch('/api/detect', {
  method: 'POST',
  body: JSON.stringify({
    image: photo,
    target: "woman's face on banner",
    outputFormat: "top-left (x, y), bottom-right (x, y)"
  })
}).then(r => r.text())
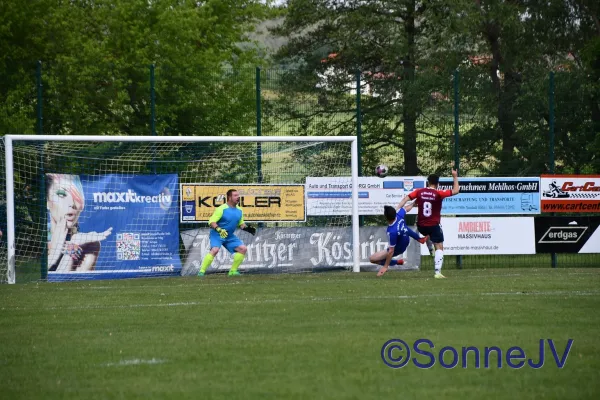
top-left (47, 176), bottom-right (84, 229)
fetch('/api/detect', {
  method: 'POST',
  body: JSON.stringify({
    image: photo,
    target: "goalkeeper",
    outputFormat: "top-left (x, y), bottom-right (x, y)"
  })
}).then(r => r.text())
top-left (197, 189), bottom-right (256, 277)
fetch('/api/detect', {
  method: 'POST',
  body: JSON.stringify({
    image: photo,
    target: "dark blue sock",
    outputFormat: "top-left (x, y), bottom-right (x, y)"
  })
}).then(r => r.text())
top-left (406, 226), bottom-right (421, 241)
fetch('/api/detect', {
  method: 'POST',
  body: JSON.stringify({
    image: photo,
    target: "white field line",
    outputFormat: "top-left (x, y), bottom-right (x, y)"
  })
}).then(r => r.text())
top-left (3, 290), bottom-right (600, 312)
top-left (101, 358), bottom-right (166, 367)
top-left (15, 271), bottom-right (600, 292)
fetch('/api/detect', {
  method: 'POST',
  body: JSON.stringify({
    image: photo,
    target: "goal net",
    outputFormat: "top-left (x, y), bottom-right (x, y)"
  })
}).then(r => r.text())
top-left (1, 135), bottom-right (360, 283)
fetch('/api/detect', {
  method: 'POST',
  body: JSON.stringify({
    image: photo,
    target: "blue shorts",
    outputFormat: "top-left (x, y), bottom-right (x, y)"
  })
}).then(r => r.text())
top-left (209, 231), bottom-right (244, 254)
top-left (390, 236), bottom-right (410, 257)
top-left (417, 224), bottom-right (444, 244)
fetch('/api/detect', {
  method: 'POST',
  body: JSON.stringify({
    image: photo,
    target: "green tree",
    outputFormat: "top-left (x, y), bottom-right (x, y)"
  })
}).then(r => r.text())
top-left (449, 0), bottom-right (599, 175)
top-left (271, 0), bottom-right (458, 176)
top-left (0, 0), bottom-right (267, 137)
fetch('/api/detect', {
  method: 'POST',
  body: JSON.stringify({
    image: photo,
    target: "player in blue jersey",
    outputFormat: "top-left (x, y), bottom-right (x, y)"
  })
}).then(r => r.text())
top-left (371, 202), bottom-right (429, 277)
top-left (197, 189), bottom-right (256, 277)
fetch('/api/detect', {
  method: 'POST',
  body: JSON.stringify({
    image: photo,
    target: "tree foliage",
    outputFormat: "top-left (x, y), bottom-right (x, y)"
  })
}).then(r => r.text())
top-left (0, 0), bottom-right (267, 137)
top-left (272, 0), bottom-right (599, 176)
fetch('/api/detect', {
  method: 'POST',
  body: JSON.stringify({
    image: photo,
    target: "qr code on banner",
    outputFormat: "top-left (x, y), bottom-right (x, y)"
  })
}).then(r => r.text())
top-left (116, 233), bottom-right (141, 261)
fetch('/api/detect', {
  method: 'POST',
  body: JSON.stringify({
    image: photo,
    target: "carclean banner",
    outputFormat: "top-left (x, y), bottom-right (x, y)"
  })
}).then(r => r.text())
top-left (180, 227), bottom-right (422, 274)
top-left (46, 173), bottom-right (181, 281)
top-left (540, 175), bottom-right (600, 213)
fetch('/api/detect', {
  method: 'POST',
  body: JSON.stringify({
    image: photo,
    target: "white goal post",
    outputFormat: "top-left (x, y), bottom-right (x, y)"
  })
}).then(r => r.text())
top-left (2, 135), bottom-right (360, 284)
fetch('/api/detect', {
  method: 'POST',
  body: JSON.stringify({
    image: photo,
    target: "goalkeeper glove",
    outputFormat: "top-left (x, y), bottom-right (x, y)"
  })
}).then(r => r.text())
top-left (215, 226), bottom-right (228, 239)
top-left (242, 225), bottom-right (256, 236)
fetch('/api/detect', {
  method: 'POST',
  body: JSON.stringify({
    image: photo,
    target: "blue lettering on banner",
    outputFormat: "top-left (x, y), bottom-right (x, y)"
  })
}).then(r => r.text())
top-left (438, 177), bottom-right (541, 215)
top-left (306, 192), bottom-right (369, 199)
top-left (46, 174), bottom-right (181, 281)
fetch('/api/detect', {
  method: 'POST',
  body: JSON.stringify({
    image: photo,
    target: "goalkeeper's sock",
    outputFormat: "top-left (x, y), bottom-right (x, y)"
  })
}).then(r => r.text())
top-left (434, 250), bottom-right (444, 272)
top-left (200, 254), bottom-right (214, 274)
top-left (230, 252), bottom-right (245, 273)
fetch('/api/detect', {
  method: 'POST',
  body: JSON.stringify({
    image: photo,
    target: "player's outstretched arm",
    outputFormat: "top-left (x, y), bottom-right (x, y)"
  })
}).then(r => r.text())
top-left (240, 224), bottom-right (256, 236)
top-left (237, 210), bottom-right (256, 236)
top-left (403, 200), bottom-right (416, 213)
top-left (377, 248), bottom-right (395, 277)
top-left (451, 168), bottom-right (460, 195)
top-left (395, 195), bottom-right (412, 211)
top-left (208, 206), bottom-right (228, 238)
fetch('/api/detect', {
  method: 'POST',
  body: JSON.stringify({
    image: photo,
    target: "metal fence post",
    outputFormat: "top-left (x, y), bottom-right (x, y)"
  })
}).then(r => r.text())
top-left (256, 67), bottom-right (262, 183)
top-left (150, 64), bottom-right (157, 173)
top-left (256, 67), bottom-right (264, 229)
top-left (549, 71), bottom-right (557, 268)
top-left (356, 70), bottom-right (364, 227)
top-left (454, 69), bottom-right (462, 269)
top-left (37, 60), bottom-right (47, 280)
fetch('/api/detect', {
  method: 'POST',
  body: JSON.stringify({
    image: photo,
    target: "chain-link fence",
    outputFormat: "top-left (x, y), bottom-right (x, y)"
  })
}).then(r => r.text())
top-left (1, 63), bottom-right (599, 280)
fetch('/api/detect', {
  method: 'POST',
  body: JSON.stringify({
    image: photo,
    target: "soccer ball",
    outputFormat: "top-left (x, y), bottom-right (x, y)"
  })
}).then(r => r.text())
top-left (375, 164), bottom-right (388, 178)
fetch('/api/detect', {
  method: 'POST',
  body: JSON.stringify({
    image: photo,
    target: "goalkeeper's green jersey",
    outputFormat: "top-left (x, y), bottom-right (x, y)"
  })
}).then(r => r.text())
top-left (208, 204), bottom-right (244, 235)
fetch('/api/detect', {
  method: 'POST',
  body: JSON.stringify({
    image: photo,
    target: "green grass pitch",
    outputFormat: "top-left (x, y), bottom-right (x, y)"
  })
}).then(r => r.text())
top-left (1, 268), bottom-right (599, 399)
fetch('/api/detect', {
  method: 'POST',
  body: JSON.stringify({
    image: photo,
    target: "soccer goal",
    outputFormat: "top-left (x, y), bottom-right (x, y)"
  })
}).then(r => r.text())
top-left (1, 135), bottom-right (360, 283)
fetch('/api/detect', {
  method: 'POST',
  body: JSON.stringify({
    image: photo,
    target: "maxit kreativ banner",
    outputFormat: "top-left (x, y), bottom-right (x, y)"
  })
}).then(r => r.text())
top-left (46, 173), bottom-right (182, 281)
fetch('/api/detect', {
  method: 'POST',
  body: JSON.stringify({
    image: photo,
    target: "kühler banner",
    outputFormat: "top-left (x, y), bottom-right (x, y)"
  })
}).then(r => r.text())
top-left (180, 227), bottom-right (422, 274)
top-left (305, 176), bottom-right (426, 216)
top-left (419, 217), bottom-right (536, 255)
top-left (46, 174), bottom-right (182, 281)
top-left (180, 184), bottom-right (306, 222)
top-left (540, 175), bottom-right (600, 213)
top-left (437, 177), bottom-right (541, 215)
top-left (534, 216), bottom-right (600, 253)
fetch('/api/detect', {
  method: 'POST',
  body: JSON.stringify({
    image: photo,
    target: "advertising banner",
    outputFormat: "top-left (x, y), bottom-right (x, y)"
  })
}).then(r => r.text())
top-left (437, 177), bottom-right (541, 215)
top-left (181, 184), bottom-right (305, 222)
top-left (46, 174), bottom-right (181, 281)
top-left (419, 217), bottom-right (536, 255)
top-left (180, 226), bottom-right (422, 274)
top-left (540, 175), bottom-right (600, 213)
top-left (534, 216), bottom-right (600, 253)
top-left (305, 176), bottom-right (426, 216)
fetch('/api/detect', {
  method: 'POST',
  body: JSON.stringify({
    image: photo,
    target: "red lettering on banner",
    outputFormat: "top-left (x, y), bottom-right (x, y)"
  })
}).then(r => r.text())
top-left (562, 182), bottom-right (600, 192)
top-left (459, 221), bottom-right (492, 232)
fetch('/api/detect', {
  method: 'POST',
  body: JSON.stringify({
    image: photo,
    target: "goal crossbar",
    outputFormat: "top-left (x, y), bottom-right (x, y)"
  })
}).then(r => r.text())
top-left (2, 135), bottom-right (361, 283)
top-left (3, 135), bottom-right (357, 143)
